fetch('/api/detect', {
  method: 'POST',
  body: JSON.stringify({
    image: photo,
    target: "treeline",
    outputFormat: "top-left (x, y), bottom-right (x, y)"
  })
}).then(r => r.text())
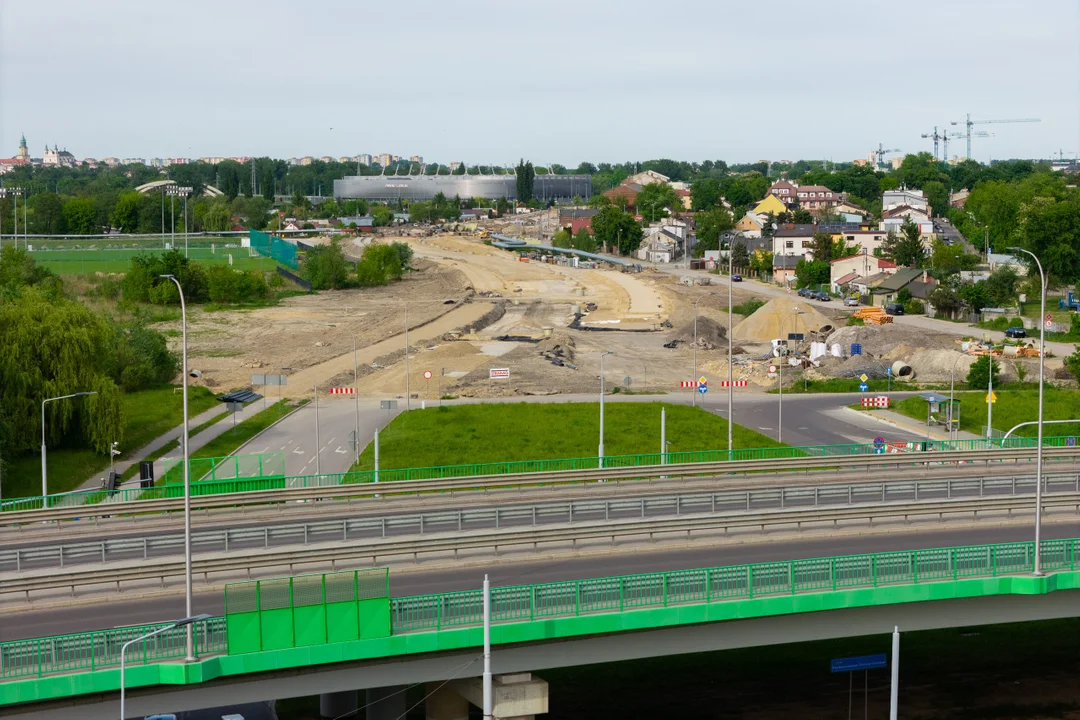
top-left (0, 249), bottom-right (179, 461)
top-left (119, 250), bottom-right (275, 305)
top-left (303, 240), bottom-right (413, 291)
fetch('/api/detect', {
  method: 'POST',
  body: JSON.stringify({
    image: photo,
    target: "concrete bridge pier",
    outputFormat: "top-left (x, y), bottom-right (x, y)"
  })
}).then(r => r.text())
top-left (319, 690), bottom-right (357, 718)
top-left (367, 685), bottom-right (408, 720)
top-left (425, 682), bottom-right (469, 720)
top-left (425, 672), bottom-right (549, 719)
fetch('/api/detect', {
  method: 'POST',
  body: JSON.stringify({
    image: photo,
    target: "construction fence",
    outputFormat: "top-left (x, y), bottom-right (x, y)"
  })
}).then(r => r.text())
top-left (249, 229), bottom-right (299, 270)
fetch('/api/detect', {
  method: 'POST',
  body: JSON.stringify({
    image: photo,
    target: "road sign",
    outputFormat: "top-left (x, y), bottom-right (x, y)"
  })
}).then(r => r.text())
top-left (768, 364), bottom-right (777, 376)
top-left (886, 367), bottom-right (892, 376)
top-left (873, 436), bottom-right (885, 447)
top-left (986, 391), bottom-right (998, 404)
top-left (1045, 320), bottom-right (1053, 329)
top-left (380, 400), bottom-right (399, 410)
top-left (788, 333), bottom-right (804, 341)
top-left (859, 383), bottom-right (869, 392)
top-left (1068, 437), bottom-right (1077, 447)
top-left (624, 376), bottom-right (632, 386)
top-left (699, 376), bottom-right (707, 385)
top-left (423, 370), bottom-right (432, 380)
top-left (698, 383), bottom-right (708, 394)
top-left (329, 387), bottom-right (354, 395)
top-left (831, 654), bottom-right (887, 673)
top-left (1046, 313), bottom-right (1053, 322)
top-left (251, 373), bottom-right (287, 386)
top-left (489, 368), bottom-right (510, 379)
top-left (859, 374), bottom-right (868, 383)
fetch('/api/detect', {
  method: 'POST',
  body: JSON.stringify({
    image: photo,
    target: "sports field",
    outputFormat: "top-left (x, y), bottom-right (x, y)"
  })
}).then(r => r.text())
top-left (27, 245), bottom-right (278, 274)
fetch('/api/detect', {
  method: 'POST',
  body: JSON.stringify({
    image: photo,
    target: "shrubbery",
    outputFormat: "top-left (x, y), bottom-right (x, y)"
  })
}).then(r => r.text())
top-left (121, 249), bottom-right (270, 305)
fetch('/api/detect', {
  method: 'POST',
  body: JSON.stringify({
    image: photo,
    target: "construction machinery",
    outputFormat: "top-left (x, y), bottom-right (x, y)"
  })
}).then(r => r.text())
top-left (950, 114), bottom-right (1041, 159)
top-left (872, 143), bottom-right (901, 168)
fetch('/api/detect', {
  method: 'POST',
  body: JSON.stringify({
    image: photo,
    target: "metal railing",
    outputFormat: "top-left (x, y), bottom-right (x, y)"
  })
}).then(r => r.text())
top-left (5, 472), bottom-right (1078, 573)
top-left (390, 537), bottom-right (1080, 632)
top-left (0, 617), bottom-right (225, 680)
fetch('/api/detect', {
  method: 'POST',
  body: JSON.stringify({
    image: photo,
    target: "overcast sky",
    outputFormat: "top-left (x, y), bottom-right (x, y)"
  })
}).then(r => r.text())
top-left (2, 0), bottom-right (1077, 166)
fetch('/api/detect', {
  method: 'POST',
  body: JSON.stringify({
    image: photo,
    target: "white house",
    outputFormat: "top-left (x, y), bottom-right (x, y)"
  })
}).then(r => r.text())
top-left (882, 188), bottom-right (929, 214)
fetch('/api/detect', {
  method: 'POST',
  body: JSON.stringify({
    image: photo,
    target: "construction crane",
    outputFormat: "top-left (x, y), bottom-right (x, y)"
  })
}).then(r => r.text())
top-left (872, 143), bottom-right (901, 168)
top-left (942, 130), bottom-right (990, 162)
top-left (921, 127), bottom-right (945, 161)
top-left (950, 114), bottom-right (1041, 159)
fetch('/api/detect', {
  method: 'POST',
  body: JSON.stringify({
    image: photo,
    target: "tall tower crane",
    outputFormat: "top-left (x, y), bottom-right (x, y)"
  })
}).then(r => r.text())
top-left (873, 143), bottom-right (901, 168)
top-left (942, 130), bottom-right (990, 162)
top-left (921, 127), bottom-right (945, 161)
top-left (950, 114), bottom-right (1041, 159)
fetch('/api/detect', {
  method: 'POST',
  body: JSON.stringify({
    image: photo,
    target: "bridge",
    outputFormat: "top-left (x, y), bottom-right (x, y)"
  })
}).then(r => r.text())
top-left (2, 538), bottom-right (1079, 718)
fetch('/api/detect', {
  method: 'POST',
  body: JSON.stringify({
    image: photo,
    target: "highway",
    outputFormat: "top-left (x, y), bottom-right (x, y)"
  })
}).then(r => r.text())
top-left (5, 523), bottom-right (1076, 642)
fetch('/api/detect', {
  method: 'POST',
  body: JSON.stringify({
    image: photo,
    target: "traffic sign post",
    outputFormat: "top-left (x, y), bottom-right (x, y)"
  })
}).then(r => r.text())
top-left (832, 654), bottom-right (887, 720)
top-left (859, 383), bottom-right (869, 392)
top-left (698, 377), bottom-right (708, 395)
top-left (1067, 436), bottom-right (1077, 447)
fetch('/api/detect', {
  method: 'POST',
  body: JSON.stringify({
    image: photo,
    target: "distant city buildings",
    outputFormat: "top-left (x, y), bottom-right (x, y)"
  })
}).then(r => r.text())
top-left (43, 144), bottom-right (77, 168)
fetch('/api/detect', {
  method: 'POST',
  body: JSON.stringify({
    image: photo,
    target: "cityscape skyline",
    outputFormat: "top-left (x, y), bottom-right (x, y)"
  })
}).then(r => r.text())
top-left (2, 0), bottom-right (1079, 164)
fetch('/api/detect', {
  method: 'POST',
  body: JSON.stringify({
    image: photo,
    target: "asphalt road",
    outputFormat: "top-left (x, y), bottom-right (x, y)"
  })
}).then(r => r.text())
top-left (7, 523), bottom-right (1077, 642)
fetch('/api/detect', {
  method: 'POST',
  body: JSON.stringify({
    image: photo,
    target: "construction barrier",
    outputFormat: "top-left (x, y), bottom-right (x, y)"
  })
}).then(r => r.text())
top-left (861, 396), bottom-right (891, 408)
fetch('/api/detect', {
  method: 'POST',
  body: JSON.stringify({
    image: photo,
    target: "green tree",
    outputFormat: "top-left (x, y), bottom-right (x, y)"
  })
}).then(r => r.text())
top-left (202, 198), bottom-right (231, 232)
top-left (810, 232), bottom-right (833, 263)
top-left (1018, 195), bottom-right (1080, 286)
top-left (110, 191), bottom-right (141, 233)
top-left (929, 239), bottom-right (979, 278)
top-left (881, 218), bottom-right (925, 267)
top-left (291, 189), bottom-right (310, 215)
top-left (795, 258), bottom-right (830, 289)
top-left (591, 206), bottom-right (642, 255)
top-left (966, 354), bottom-right (1001, 390)
top-left (356, 243), bottom-right (403, 286)
top-left (261, 167), bottom-right (276, 201)
top-left (552, 228), bottom-right (571, 248)
top-left (761, 212), bottom-right (776, 240)
top-left (571, 227), bottom-right (597, 253)
top-left (390, 241), bottom-right (413, 271)
top-left (731, 241), bottom-right (749, 269)
top-left (371, 205), bottom-right (393, 227)
top-left (636, 182), bottom-right (681, 222)
top-left (29, 192), bottom-right (64, 234)
top-left (690, 178), bottom-right (722, 210)
top-left (928, 286), bottom-right (963, 316)
top-left (959, 281), bottom-right (990, 312)
top-left (303, 239), bottom-right (351, 290)
top-left (694, 207), bottom-right (734, 254)
top-left (61, 197), bottom-right (98, 234)
top-left (983, 265), bottom-right (1020, 307)
top-left (922, 180), bottom-right (948, 217)
top-left (793, 208), bottom-right (813, 224)
top-left (587, 194), bottom-right (612, 209)
top-left (1065, 346), bottom-right (1080, 381)
top-left (515, 159), bottom-right (535, 202)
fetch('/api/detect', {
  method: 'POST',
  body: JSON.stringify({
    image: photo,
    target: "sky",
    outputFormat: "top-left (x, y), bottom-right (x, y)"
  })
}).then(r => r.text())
top-left (2, 0), bottom-right (1078, 166)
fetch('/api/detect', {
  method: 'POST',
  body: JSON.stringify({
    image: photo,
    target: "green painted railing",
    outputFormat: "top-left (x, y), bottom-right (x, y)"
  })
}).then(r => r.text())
top-left (0, 618), bottom-right (225, 680)
top-left (388, 537), bottom-right (1080, 632)
top-left (162, 451), bottom-right (285, 484)
top-left (3, 539), bottom-right (1078, 681)
top-left (1, 435), bottom-right (1074, 515)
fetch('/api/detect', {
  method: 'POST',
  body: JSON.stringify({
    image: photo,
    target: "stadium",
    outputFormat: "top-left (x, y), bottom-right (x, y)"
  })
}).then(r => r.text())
top-left (333, 172), bottom-right (592, 202)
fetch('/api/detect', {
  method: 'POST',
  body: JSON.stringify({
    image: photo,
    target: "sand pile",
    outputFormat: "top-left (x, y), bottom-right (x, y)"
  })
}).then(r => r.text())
top-left (731, 298), bottom-right (833, 344)
top-left (676, 316), bottom-right (728, 346)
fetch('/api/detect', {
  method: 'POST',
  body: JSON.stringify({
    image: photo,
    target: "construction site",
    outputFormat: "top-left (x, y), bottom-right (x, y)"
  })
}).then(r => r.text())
top-left (157, 221), bottom-right (1068, 403)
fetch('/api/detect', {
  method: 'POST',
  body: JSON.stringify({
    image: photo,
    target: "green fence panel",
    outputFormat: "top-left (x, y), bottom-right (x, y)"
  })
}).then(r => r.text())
top-left (326, 602), bottom-right (360, 644)
top-left (358, 598), bottom-right (392, 639)
top-left (291, 575), bottom-right (327, 647)
top-left (258, 578), bottom-right (294, 651)
top-left (249, 230), bottom-right (299, 269)
top-left (225, 613), bottom-right (261, 655)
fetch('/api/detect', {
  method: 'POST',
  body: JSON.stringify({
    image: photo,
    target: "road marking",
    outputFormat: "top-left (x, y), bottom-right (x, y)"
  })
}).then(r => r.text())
top-left (280, 445), bottom-right (287, 450)
top-left (335, 446), bottom-right (347, 454)
top-left (259, 446), bottom-right (269, 453)
top-left (758, 427), bottom-right (773, 431)
top-left (292, 448), bottom-right (305, 455)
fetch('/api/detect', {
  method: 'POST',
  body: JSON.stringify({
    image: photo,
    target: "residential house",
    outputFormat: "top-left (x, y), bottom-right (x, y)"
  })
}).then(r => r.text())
top-left (772, 254), bottom-right (801, 286)
top-left (752, 193), bottom-right (787, 217)
top-left (830, 254), bottom-right (897, 291)
top-left (766, 180), bottom-right (799, 207)
top-left (772, 223), bottom-right (817, 259)
top-left (880, 206), bottom-right (934, 237)
top-left (795, 185), bottom-right (840, 212)
top-left (558, 207), bottom-right (600, 234)
top-left (734, 212), bottom-right (764, 237)
top-left (675, 188), bottom-right (692, 210)
top-left (949, 189), bottom-right (970, 207)
top-left (339, 215), bottom-right (374, 232)
top-left (869, 268), bottom-right (936, 305)
top-left (637, 229), bottom-right (682, 263)
top-left (603, 182), bottom-right (642, 209)
top-left (623, 170), bottom-right (669, 186)
top-left (848, 272), bottom-right (891, 297)
top-left (459, 209), bottom-right (492, 221)
top-left (987, 253), bottom-right (1028, 276)
top-left (830, 227), bottom-right (890, 256)
top-left (832, 200), bottom-right (866, 218)
top-left (882, 188), bottom-right (928, 214)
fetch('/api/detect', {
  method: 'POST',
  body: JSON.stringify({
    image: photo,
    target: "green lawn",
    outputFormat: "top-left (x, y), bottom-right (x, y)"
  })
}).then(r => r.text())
top-left (31, 248), bottom-right (277, 275)
top-left (3, 385), bottom-right (219, 499)
top-left (892, 387), bottom-right (1080, 438)
top-left (349, 402), bottom-right (784, 472)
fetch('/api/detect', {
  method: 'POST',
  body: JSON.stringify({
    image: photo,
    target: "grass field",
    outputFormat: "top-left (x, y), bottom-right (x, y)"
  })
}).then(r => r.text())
top-left (892, 386), bottom-right (1080, 438)
top-left (29, 247), bottom-right (278, 274)
top-left (3, 385), bottom-right (219, 499)
top-left (349, 402), bottom-right (784, 472)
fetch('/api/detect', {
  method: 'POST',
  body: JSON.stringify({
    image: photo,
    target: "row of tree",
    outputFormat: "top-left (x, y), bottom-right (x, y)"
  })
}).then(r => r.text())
top-left (302, 240), bottom-right (413, 291)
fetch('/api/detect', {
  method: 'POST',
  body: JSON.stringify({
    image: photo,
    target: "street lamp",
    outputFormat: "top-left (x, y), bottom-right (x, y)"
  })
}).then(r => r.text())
top-left (725, 232), bottom-right (736, 455)
top-left (1008, 246), bottom-right (1047, 576)
top-left (167, 185), bottom-right (193, 257)
top-left (41, 391), bottom-right (98, 499)
top-left (598, 350), bottom-right (613, 468)
top-left (282, 367), bottom-right (321, 476)
top-left (0, 187), bottom-right (24, 249)
top-left (692, 298), bottom-right (699, 408)
top-left (777, 309), bottom-right (803, 444)
top-left (160, 274), bottom-right (197, 660)
top-left (402, 300), bottom-right (411, 411)
top-left (120, 614), bottom-right (211, 720)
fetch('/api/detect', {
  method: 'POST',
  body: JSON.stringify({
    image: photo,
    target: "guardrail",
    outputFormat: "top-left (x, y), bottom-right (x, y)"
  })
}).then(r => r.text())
top-left (5, 537), bottom-right (1079, 682)
top-left (5, 492), bottom-right (1080, 598)
top-left (2, 446), bottom-right (1078, 527)
top-left (5, 472), bottom-right (1078, 573)
top-left (0, 617), bottom-right (226, 680)
top-left (3, 435), bottom-right (1076, 516)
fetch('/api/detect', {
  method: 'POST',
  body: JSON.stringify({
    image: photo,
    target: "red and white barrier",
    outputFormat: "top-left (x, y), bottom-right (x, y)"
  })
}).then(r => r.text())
top-left (861, 396), bottom-right (890, 408)
top-left (329, 388), bottom-right (355, 395)
top-left (719, 380), bottom-right (748, 387)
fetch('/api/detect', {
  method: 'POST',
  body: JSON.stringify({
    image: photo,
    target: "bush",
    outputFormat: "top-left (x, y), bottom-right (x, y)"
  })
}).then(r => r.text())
top-left (1065, 346), bottom-right (1080, 380)
top-left (966, 355), bottom-right (1001, 389)
top-left (303, 240), bottom-right (350, 290)
top-left (902, 299), bottom-right (925, 314)
top-left (732, 299), bottom-right (765, 316)
top-left (356, 243), bottom-right (403, 287)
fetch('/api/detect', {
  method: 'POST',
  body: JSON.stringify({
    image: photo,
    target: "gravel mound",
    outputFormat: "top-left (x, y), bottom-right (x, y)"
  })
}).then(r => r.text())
top-left (731, 298), bottom-right (833, 344)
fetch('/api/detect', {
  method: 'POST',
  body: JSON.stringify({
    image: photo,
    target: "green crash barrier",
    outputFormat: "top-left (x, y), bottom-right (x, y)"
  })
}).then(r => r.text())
top-left (224, 568), bottom-right (390, 655)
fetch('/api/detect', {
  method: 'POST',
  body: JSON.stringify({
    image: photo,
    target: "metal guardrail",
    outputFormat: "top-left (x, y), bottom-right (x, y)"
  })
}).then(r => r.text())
top-left (3, 435), bottom-right (1077, 517)
top-left (2, 446), bottom-right (1078, 527)
top-left (0, 618), bottom-right (226, 680)
top-left (5, 492), bottom-right (1080, 598)
top-left (4, 473), bottom-right (1077, 573)
top-left (5, 537), bottom-right (1079, 682)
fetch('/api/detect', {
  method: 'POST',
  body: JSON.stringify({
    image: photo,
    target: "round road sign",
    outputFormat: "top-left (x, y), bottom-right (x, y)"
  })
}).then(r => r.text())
top-left (1045, 320), bottom-right (1054, 329)
top-left (768, 365), bottom-right (777, 374)
top-left (873, 436), bottom-right (885, 447)
top-left (423, 370), bottom-right (432, 380)
top-left (1068, 437), bottom-right (1077, 447)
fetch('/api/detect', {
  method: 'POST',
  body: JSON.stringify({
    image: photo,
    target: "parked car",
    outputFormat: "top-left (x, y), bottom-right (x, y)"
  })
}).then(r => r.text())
top-left (813, 291), bottom-right (830, 301)
top-left (844, 297), bottom-right (860, 307)
top-left (885, 303), bottom-right (905, 315)
top-left (731, 274), bottom-right (742, 282)
top-left (797, 288), bottom-right (810, 297)
top-left (1004, 326), bottom-right (1027, 339)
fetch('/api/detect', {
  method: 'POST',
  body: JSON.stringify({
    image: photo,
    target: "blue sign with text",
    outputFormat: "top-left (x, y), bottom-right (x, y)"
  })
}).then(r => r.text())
top-left (830, 654), bottom-right (887, 673)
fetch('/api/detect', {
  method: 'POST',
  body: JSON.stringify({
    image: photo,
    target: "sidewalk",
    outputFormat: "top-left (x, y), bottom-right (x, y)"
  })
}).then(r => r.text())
top-left (858, 407), bottom-right (982, 442)
top-left (78, 400), bottom-right (275, 491)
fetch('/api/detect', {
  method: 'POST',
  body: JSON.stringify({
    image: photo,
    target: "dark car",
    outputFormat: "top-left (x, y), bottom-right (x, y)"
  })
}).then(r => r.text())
top-left (731, 274), bottom-right (742, 282)
top-left (885, 303), bottom-right (905, 315)
top-left (797, 288), bottom-right (810, 297)
top-left (1004, 326), bottom-right (1027, 338)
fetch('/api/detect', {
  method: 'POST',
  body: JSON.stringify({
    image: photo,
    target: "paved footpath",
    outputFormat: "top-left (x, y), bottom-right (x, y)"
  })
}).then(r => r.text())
top-left (76, 400), bottom-right (274, 492)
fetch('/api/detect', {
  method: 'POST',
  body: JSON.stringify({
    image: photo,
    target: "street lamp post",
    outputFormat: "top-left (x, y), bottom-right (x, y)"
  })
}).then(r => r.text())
top-left (120, 614), bottom-right (211, 720)
top-left (1009, 246), bottom-right (1047, 575)
top-left (159, 274), bottom-right (196, 661)
top-left (692, 299), bottom-right (699, 407)
top-left (777, 310), bottom-right (802, 444)
top-left (41, 391), bottom-right (98, 499)
top-left (726, 233), bottom-right (735, 455)
top-left (283, 367), bottom-right (321, 476)
top-left (403, 300), bottom-right (411, 411)
top-left (167, 185), bottom-right (193, 257)
top-left (598, 350), bottom-right (613, 468)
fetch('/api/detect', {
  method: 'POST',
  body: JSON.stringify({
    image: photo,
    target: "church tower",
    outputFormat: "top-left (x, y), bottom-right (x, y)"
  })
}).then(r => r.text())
top-left (17, 133), bottom-right (28, 160)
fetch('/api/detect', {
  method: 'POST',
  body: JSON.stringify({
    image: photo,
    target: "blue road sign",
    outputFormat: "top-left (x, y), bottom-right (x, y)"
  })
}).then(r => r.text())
top-left (873, 436), bottom-right (885, 446)
top-left (698, 384), bottom-right (708, 394)
top-left (831, 654), bottom-right (887, 673)
top-left (859, 383), bottom-right (869, 392)
top-left (1068, 437), bottom-right (1077, 447)
top-left (886, 366), bottom-right (892, 375)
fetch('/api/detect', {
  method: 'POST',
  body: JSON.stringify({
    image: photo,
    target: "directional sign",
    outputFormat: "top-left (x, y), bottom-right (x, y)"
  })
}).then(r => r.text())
top-left (831, 654), bottom-right (887, 673)
top-left (859, 374), bottom-right (868, 383)
top-left (698, 383), bottom-right (708, 395)
top-left (859, 383), bottom-right (869, 392)
top-left (986, 391), bottom-right (998, 404)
